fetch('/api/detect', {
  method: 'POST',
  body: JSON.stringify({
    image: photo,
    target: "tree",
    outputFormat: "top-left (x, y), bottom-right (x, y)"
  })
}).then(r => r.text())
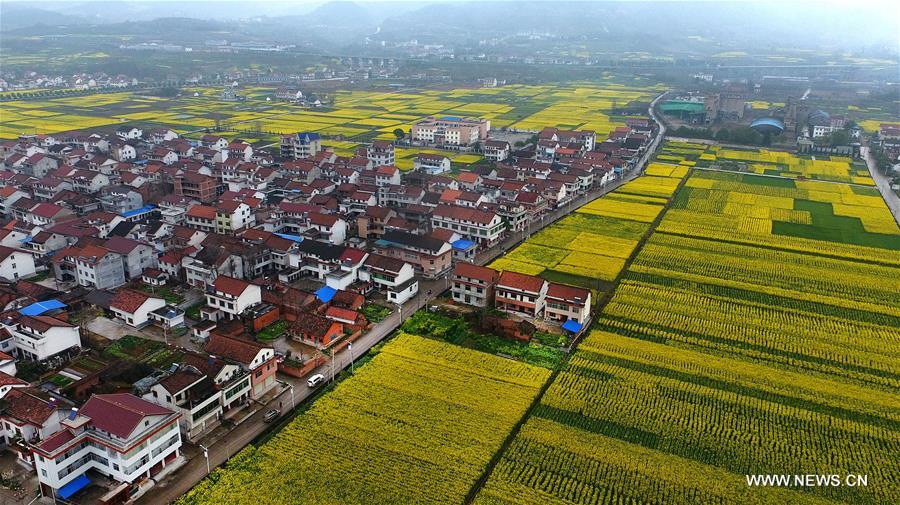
top-left (393, 128), bottom-right (405, 140)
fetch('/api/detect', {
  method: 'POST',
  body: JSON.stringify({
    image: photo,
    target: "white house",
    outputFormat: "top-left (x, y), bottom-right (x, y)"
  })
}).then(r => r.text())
top-left (0, 380), bottom-right (66, 467)
top-left (32, 394), bottom-right (182, 501)
top-left (413, 153), bottom-right (451, 175)
top-left (143, 369), bottom-right (221, 441)
top-left (205, 276), bottom-right (262, 320)
top-left (116, 126), bottom-right (143, 140)
top-left (307, 212), bottom-right (347, 245)
top-left (0, 245), bottom-right (36, 281)
top-left (4, 315), bottom-right (82, 361)
top-left (110, 290), bottom-right (166, 328)
top-left (359, 254), bottom-right (418, 304)
top-left (0, 352), bottom-right (16, 376)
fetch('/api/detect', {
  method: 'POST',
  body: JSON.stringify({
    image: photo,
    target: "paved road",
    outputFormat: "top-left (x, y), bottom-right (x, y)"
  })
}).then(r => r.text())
top-left (860, 145), bottom-right (900, 226)
top-left (140, 93), bottom-right (669, 504)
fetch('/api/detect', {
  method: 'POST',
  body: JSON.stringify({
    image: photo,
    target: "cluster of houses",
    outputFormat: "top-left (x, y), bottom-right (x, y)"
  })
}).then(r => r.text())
top-left (0, 112), bottom-right (655, 500)
top-left (0, 72), bottom-right (138, 93)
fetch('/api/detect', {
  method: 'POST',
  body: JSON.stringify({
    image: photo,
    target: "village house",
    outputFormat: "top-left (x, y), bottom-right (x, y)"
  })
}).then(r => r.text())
top-left (32, 394), bottom-right (182, 500)
top-left (373, 230), bottom-right (452, 279)
top-left (204, 276), bottom-right (262, 321)
top-left (451, 262), bottom-right (500, 307)
top-left (203, 334), bottom-right (276, 399)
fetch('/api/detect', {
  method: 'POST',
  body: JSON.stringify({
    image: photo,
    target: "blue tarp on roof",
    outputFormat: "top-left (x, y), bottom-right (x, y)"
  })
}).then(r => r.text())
top-left (315, 286), bottom-right (337, 303)
top-left (20, 235), bottom-right (32, 244)
top-left (121, 204), bottom-right (156, 218)
top-left (451, 239), bottom-right (476, 251)
top-left (562, 319), bottom-right (583, 333)
top-left (57, 474), bottom-right (91, 500)
top-left (275, 233), bottom-right (304, 243)
top-left (442, 116), bottom-right (461, 121)
top-left (19, 299), bottom-right (66, 316)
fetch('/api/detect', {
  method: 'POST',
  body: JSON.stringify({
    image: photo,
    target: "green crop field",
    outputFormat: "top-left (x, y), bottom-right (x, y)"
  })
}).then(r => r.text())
top-left (0, 82), bottom-right (662, 165)
top-left (474, 147), bottom-right (900, 505)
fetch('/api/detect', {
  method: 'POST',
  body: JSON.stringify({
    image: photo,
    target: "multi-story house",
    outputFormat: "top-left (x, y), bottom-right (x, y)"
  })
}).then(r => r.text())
top-left (373, 230), bottom-right (452, 279)
top-left (410, 116), bottom-right (490, 147)
top-left (203, 334), bottom-right (276, 399)
top-left (175, 173), bottom-right (218, 203)
top-left (306, 212), bottom-right (347, 245)
top-left (99, 187), bottom-right (144, 214)
top-left (204, 276), bottom-right (262, 321)
top-left (32, 177), bottom-right (72, 202)
top-left (69, 170), bottom-right (110, 194)
top-left (431, 205), bottom-right (506, 249)
top-left (142, 369), bottom-right (221, 441)
top-left (483, 140), bottom-right (510, 162)
top-left (413, 153), bottom-right (451, 174)
top-left (67, 245), bottom-right (126, 290)
top-left (366, 140), bottom-right (395, 167)
top-left (280, 132), bottom-right (321, 160)
top-left (544, 283), bottom-right (592, 325)
top-left (215, 201), bottom-right (254, 234)
top-left (0, 383), bottom-right (66, 468)
top-left (358, 254), bottom-right (418, 304)
top-left (185, 205), bottom-right (217, 233)
top-left (0, 245), bottom-right (36, 281)
top-left (32, 394), bottom-right (182, 500)
top-left (451, 262), bottom-right (499, 307)
top-left (3, 314), bottom-right (81, 361)
top-left (495, 270), bottom-right (548, 319)
top-left (356, 206), bottom-right (395, 240)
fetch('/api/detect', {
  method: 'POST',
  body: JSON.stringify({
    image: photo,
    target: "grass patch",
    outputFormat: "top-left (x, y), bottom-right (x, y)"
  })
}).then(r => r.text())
top-left (361, 303), bottom-right (391, 323)
top-left (401, 311), bottom-right (564, 369)
top-left (257, 320), bottom-right (288, 341)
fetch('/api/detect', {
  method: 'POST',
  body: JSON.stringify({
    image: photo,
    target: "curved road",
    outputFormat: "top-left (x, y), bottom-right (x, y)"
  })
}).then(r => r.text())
top-left (860, 145), bottom-right (900, 226)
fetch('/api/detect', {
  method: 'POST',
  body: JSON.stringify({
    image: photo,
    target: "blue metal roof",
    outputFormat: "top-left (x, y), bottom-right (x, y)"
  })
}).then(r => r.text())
top-left (58, 474), bottom-right (91, 500)
top-left (750, 118), bottom-right (785, 131)
top-left (275, 233), bottom-right (304, 243)
top-left (19, 299), bottom-right (66, 316)
top-left (562, 319), bottom-right (583, 333)
top-left (442, 116), bottom-right (461, 121)
top-left (315, 286), bottom-right (337, 303)
top-left (121, 204), bottom-right (156, 218)
top-left (297, 132), bottom-right (321, 142)
top-left (451, 239), bottom-right (476, 250)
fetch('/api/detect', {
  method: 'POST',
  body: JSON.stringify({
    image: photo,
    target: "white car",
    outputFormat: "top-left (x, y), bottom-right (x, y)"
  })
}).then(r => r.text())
top-left (307, 374), bottom-right (325, 388)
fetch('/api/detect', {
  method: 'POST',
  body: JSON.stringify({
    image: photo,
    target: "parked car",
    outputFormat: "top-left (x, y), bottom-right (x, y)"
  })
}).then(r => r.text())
top-left (307, 373), bottom-right (325, 388)
top-left (264, 409), bottom-right (280, 423)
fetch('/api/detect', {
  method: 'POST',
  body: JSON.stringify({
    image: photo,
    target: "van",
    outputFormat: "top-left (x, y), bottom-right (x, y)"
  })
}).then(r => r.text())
top-left (263, 409), bottom-right (279, 423)
top-left (307, 373), bottom-right (325, 388)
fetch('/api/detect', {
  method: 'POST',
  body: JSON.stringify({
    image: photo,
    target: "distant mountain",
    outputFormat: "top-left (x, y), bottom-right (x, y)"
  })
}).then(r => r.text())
top-left (0, 4), bottom-right (86, 31)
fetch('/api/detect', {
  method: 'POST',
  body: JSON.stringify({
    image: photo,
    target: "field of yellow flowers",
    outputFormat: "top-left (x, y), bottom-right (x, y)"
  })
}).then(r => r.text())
top-left (178, 333), bottom-right (550, 505)
top-left (473, 146), bottom-right (899, 505)
top-left (489, 167), bottom-right (686, 288)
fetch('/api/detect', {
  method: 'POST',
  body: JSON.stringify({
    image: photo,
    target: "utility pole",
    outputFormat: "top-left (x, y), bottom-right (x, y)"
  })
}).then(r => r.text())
top-left (348, 341), bottom-right (354, 374)
top-left (330, 348), bottom-right (335, 383)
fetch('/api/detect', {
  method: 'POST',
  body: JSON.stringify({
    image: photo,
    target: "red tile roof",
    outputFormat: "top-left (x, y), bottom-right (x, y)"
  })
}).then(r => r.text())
top-left (0, 371), bottom-right (27, 387)
top-left (110, 289), bottom-right (157, 314)
top-left (204, 334), bottom-right (268, 366)
top-left (498, 270), bottom-right (546, 293)
top-left (30, 202), bottom-right (64, 219)
top-left (325, 306), bottom-right (361, 324)
top-left (546, 282), bottom-right (591, 304)
top-left (433, 204), bottom-right (497, 225)
top-left (80, 393), bottom-right (174, 439)
top-left (213, 276), bottom-right (251, 297)
top-left (453, 262), bottom-right (499, 284)
top-left (187, 205), bottom-right (217, 220)
top-left (4, 389), bottom-right (56, 426)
